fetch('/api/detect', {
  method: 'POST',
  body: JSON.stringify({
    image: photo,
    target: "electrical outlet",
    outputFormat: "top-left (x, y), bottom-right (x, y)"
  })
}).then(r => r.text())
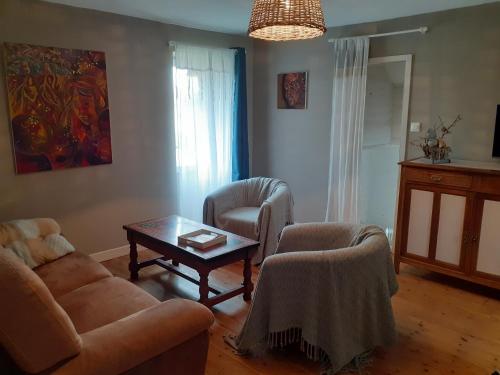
top-left (410, 122), bottom-right (422, 133)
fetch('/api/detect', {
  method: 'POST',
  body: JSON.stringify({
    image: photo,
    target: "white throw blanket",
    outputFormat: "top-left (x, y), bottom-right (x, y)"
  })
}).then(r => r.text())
top-left (229, 223), bottom-right (398, 374)
top-left (203, 177), bottom-right (294, 264)
top-left (0, 218), bottom-right (75, 268)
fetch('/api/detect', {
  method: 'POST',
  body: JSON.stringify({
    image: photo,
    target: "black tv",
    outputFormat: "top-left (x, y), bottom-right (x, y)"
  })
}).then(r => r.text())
top-left (494, 105), bottom-right (500, 157)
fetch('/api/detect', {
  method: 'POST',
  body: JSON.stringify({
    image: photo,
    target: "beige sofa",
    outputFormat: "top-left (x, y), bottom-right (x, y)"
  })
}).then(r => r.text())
top-left (0, 245), bottom-right (214, 374)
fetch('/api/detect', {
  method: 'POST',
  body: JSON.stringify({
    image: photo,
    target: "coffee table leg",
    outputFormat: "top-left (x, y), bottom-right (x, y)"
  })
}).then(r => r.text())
top-left (198, 271), bottom-right (209, 304)
top-left (243, 257), bottom-right (253, 301)
top-left (129, 241), bottom-right (139, 281)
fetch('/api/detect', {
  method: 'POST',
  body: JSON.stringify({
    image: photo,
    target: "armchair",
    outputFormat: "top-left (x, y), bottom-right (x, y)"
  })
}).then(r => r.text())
top-left (203, 177), bottom-right (293, 264)
top-left (231, 223), bottom-right (398, 374)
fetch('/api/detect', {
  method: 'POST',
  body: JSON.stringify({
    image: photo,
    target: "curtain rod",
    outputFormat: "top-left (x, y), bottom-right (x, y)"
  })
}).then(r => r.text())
top-left (328, 26), bottom-right (428, 43)
top-left (168, 41), bottom-right (246, 50)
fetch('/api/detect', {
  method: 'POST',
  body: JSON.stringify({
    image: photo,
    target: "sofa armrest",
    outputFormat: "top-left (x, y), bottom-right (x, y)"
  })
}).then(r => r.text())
top-left (53, 299), bottom-right (214, 375)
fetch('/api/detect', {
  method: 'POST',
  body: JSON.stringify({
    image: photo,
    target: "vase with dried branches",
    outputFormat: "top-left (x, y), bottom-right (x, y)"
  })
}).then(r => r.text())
top-left (412, 115), bottom-right (462, 164)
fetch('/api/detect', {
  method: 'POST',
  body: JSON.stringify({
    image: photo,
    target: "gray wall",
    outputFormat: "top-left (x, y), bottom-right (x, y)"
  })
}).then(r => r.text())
top-left (252, 2), bottom-right (500, 223)
top-left (2, 0), bottom-right (500, 252)
top-left (0, 0), bottom-right (253, 254)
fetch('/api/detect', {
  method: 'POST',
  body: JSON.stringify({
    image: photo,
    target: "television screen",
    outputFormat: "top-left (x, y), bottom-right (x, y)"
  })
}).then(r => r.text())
top-left (494, 105), bottom-right (500, 157)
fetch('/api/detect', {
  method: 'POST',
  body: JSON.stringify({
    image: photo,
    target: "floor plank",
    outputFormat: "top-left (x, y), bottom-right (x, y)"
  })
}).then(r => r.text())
top-left (102, 250), bottom-right (500, 374)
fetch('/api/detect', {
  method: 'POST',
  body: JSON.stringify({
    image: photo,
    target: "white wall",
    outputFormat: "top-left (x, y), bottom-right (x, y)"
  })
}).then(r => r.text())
top-left (360, 63), bottom-right (403, 235)
top-left (391, 86), bottom-right (404, 143)
top-left (364, 64), bottom-right (394, 147)
top-left (359, 144), bottom-right (400, 235)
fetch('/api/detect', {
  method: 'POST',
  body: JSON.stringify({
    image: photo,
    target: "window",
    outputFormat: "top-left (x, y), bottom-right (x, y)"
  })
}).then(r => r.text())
top-left (172, 43), bottom-right (235, 220)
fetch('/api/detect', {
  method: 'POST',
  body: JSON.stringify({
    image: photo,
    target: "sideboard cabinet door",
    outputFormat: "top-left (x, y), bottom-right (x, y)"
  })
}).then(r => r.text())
top-left (403, 185), bottom-right (468, 272)
top-left (434, 193), bottom-right (467, 267)
top-left (474, 196), bottom-right (500, 280)
top-left (406, 188), bottom-right (434, 259)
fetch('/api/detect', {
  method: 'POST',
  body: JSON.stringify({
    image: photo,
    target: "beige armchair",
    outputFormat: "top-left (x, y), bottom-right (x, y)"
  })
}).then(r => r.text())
top-left (0, 223), bottom-right (214, 375)
top-left (232, 223), bottom-right (398, 374)
top-left (203, 177), bottom-right (293, 264)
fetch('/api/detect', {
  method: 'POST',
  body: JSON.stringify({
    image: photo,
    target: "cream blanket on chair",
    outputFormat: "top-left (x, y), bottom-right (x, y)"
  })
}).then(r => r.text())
top-left (229, 223), bottom-right (398, 374)
top-left (203, 177), bottom-right (294, 264)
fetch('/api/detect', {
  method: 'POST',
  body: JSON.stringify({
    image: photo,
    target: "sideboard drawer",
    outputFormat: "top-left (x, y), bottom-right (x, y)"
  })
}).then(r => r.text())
top-left (405, 167), bottom-right (472, 188)
top-left (474, 175), bottom-right (500, 194)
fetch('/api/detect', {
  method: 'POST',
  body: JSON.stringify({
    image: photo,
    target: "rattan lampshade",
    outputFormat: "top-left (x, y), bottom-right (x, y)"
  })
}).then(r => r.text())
top-left (248, 0), bottom-right (327, 41)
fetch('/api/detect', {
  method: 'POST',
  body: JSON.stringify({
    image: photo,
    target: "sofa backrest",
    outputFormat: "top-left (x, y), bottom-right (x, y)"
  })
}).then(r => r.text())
top-left (0, 250), bottom-right (82, 373)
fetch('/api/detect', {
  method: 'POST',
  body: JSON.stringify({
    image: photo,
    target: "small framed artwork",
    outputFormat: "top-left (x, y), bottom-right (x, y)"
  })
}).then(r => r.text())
top-left (277, 72), bottom-right (308, 109)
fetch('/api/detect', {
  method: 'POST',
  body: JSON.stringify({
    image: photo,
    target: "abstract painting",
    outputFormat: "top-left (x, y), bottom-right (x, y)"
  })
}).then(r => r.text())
top-left (3, 43), bottom-right (112, 174)
top-left (277, 72), bottom-right (307, 109)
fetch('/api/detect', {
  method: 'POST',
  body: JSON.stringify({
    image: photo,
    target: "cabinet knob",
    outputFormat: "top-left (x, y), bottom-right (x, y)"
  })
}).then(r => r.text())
top-left (471, 235), bottom-right (478, 242)
top-left (430, 175), bottom-right (443, 182)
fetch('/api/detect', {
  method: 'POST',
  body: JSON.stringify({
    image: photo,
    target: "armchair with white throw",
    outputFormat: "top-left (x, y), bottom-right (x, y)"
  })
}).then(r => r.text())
top-left (230, 223), bottom-right (398, 374)
top-left (203, 177), bottom-right (293, 264)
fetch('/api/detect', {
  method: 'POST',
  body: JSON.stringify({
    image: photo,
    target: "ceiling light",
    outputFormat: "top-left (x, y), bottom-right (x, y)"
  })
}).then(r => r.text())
top-left (248, 0), bottom-right (327, 41)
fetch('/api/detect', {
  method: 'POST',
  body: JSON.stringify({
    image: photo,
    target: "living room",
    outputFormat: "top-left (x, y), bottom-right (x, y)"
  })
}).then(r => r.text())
top-left (1, 0), bottom-right (499, 374)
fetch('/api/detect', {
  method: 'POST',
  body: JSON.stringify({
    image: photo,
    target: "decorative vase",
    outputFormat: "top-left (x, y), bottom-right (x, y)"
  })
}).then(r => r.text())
top-left (418, 115), bottom-right (462, 164)
top-left (429, 146), bottom-right (451, 164)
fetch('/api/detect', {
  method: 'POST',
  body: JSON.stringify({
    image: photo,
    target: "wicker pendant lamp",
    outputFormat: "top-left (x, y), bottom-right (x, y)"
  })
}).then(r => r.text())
top-left (248, 0), bottom-right (327, 41)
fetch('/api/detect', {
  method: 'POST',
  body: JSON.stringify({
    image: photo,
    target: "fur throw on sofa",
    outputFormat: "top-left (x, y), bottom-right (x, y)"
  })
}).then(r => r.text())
top-left (0, 218), bottom-right (74, 268)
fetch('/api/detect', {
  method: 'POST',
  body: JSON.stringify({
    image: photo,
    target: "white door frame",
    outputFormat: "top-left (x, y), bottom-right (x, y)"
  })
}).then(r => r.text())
top-left (367, 55), bottom-right (413, 161)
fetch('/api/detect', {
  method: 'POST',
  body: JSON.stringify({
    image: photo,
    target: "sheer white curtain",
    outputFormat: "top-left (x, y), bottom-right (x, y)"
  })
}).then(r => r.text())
top-left (325, 37), bottom-right (370, 223)
top-left (173, 43), bottom-right (236, 221)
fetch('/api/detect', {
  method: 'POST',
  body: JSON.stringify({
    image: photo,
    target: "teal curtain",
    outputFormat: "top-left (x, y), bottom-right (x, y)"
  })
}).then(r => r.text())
top-left (231, 47), bottom-right (249, 181)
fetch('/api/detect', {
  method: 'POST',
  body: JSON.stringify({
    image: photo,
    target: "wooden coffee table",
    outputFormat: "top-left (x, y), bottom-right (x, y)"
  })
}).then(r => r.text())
top-left (123, 215), bottom-right (259, 307)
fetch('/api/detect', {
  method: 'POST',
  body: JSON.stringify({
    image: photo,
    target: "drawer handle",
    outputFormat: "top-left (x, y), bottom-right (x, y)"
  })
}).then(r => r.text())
top-left (430, 175), bottom-right (443, 182)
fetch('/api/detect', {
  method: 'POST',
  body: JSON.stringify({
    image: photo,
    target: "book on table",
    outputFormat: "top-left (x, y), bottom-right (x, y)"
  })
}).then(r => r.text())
top-left (178, 229), bottom-right (227, 249)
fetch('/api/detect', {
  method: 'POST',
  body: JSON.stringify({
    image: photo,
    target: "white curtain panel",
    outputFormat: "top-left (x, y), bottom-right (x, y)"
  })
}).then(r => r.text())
top-left (325, 37), bottom-right (370, 223)
top-left (173, 43), bottom-right (236, 221)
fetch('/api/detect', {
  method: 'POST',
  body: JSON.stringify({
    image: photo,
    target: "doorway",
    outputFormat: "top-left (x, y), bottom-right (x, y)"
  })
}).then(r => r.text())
top-left (359, 55), bottom-right (412, 245)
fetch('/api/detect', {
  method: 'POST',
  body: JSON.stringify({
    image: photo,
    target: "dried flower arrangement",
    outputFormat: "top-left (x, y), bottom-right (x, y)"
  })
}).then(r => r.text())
top-left (412, 115), bottom-right (463, 164)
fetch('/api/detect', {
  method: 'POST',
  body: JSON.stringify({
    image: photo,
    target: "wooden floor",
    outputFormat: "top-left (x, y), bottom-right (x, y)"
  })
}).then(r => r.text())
top-left (103, 250), bottom-right (500, 375)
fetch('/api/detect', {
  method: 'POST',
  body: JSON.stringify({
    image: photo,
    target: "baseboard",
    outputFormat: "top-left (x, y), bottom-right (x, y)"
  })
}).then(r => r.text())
top-left (90, 245), bottom-right (130, 262)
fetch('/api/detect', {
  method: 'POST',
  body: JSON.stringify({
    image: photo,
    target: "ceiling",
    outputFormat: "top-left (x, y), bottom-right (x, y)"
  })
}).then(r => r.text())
top-left (43, 0), bottom-right (499, 35)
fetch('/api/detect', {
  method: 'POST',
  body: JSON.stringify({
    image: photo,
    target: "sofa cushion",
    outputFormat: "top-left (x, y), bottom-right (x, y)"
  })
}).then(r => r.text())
top-left (0, 251), bottom-right (82, 374)
top-left (34, 251), bottom-right (112, 298)
top-left (217, 207), bottom-right (260, 240)
top-left (57, 277), bottom-right (159, 333)
top-left (1, 218), bottom-right (75, 268)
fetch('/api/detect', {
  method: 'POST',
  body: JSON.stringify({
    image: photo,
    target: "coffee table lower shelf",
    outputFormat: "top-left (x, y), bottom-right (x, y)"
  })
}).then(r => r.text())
top-left (135, 257), bottom-right (249, 308)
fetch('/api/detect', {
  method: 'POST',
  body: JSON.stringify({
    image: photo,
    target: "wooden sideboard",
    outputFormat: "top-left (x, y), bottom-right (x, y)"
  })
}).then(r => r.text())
top-left (394, 158), bottom-right (500, 290)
